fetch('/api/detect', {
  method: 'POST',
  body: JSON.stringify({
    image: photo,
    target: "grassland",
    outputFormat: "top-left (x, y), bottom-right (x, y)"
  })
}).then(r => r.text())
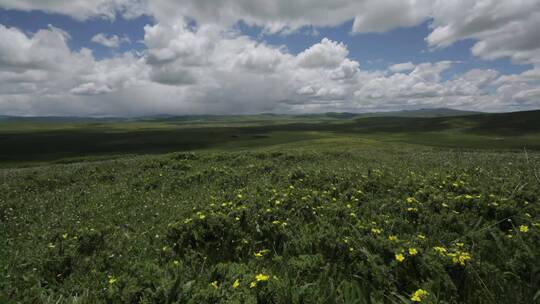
top-left (1, 110), bottom-right (540, 168)
top-left (1, 110), bottom-right (540, 303)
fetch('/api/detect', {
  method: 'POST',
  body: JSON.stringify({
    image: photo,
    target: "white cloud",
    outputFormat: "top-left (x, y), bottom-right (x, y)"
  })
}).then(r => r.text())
top-left (389, 62), bottom-right (415, 73)
top-left (0, 0), bottom-right (147, 21)
top-left (91, 33), bottom-right (130, 48)
top-left (1, 1), bottom-right (540, 115)
top-left (70, 82), bottom-right (113, 95)
top-left (297, 38), bottom-right (349, 69)
top-left (427, 1), bottom-right (540, 65)
top-left (2, 0), bottom-right (540, 65)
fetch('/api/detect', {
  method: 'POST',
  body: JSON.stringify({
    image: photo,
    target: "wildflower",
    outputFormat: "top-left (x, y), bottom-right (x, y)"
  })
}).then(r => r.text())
top-left (410, 289), bottom-right (429, 302)
top-left (433, 246), bottom-right (447, 256)
top-left (406, 197), bottom-right (417, 204)
top-left (408, 248), bottom-right (418, 256)
top-left (519, 225), bottom-right (529, 233)
top-left (250, 281), bottom-right (257, 288)
top-left (233, 279), bottom-right (240, 289)
top-left (255, 274), bottom-right (270, 282)
top-left (173, 260), bottom-right (180, 265)
top-left (449, 251), bottom-right (471, 266)
top-left (254, 249), bottom-right (269, 257)
top-left (371, 228), bottom-right (382, 235)
top-left (407, 207), bottom-right (418, 212)
top-left (388, 235), bottom-right (398, 241)
top-left (395, 253), bottom-right (405, 263)
top-left (108, 276), bottom-right (117, 285)
top-left (211, 281), bottom-right (219, 289)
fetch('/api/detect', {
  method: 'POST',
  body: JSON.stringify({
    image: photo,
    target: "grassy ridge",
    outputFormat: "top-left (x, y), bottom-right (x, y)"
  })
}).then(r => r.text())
top-left (1, 110), bottom-right (540, 167)
top-left (1, 146), bottom-right (540, 303)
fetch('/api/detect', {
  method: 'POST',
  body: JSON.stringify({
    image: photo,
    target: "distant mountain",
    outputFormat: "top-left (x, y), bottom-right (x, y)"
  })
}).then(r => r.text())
top-left (356, 108), bottom-right (482, 118)
top-left (0, 108), bottom-right (492, 123)
top-left (294, 108), bottom-right (482, 120)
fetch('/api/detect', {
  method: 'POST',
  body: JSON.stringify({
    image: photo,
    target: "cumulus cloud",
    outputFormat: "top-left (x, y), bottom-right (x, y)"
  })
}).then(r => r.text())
top-left (1, 1), bottom-right (540, 115)
top-left (297, 38), bottom-right (349, 69)
top-left (389, 62), bottom-right (415, 73)
top-left (0, 0), bottom-right (147, 21)
top-left (91, 33), bottom-right (131, 48)
top-left (427, 1), bottom-right (540, 65)
top-left (0, 24), bottom-right (148, 115)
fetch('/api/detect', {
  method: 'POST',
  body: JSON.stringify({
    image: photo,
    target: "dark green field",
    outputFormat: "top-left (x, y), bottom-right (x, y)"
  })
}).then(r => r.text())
top-left (1, 109), bottom-right (540, 167)
top-left (1, 110), bottom-right (540, 303)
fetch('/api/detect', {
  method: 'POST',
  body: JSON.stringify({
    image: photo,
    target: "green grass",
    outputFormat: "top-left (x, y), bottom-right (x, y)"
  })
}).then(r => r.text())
top-left (2, 111), bottom-right (540, 303)
top-left (1, 110), bottom-right (540, 168)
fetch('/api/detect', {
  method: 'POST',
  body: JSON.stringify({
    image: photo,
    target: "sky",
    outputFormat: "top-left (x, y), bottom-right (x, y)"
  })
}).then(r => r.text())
top-left (0, 1), bottom-right (539, 116)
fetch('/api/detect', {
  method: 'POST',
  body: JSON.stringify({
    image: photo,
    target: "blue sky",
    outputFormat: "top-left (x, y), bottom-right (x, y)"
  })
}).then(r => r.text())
top-left (0, 1), bottom-right (538, 116)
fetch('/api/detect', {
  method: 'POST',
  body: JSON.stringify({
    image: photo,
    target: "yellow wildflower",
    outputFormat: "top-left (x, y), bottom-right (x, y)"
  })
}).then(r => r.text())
top-left (449, 251), bottom-right (471, 266)
top-left (233, 279), bottom-right (240, 289)
top-left (410, 289), bottom-right (429, 302)
top-left (255, 274), bottom-right (270, 282)
top-left (371, 228), bottom-right (382, 235)
top-left (395, 253), bottom-right (405, 263)
top-left (250, 281), bottom-right (257, 288)
top-left (211, 281), bottom-right (219, 289)
top-left (406, 197), bottom-right (417, 204)
top-left (254, 249), bottom-right (269, 257)
top-left (408, 248), bottom-right (418, 256)
top-left (519, 225), bottom-right (529, 233)
top-left (433, 246), bottom-right (447, 256)
top-left (388, 235), bottom-right (398, 241)
top-left (108, 276), bottom-right (117, 285)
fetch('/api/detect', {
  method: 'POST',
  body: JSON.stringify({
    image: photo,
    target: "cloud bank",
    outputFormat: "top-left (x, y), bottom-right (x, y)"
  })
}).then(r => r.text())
top-left (0, 0), bottom-right (539, 115)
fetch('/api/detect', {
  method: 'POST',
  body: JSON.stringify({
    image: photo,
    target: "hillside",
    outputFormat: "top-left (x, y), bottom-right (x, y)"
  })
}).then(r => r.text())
top-left (0, 109), bottom-right (539, 167)
top-left (2, 145), bottom-right (539, 303)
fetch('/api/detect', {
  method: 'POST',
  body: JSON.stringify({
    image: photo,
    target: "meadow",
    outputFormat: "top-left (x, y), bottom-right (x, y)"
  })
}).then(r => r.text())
top-left (1, 110), bottom-right (540, 303)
